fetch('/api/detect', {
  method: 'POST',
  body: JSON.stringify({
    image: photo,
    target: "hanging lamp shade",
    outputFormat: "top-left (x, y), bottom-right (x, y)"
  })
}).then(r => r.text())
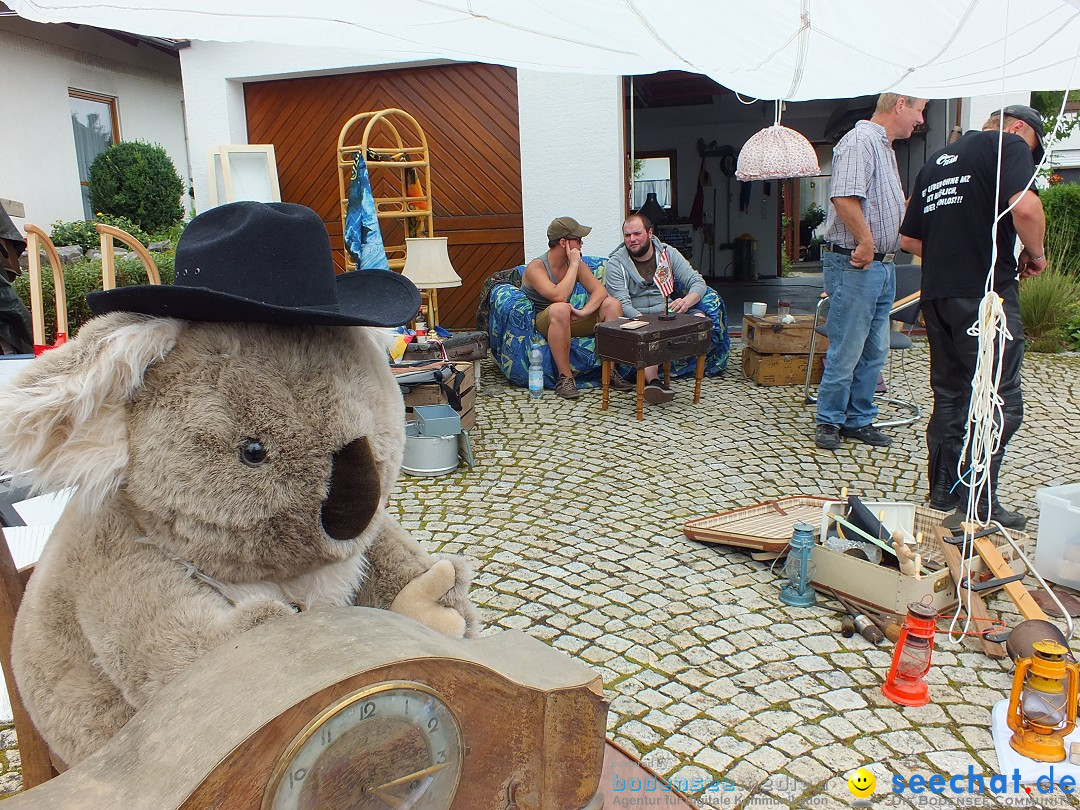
top-left (735, 124), bottom-right (820, 182)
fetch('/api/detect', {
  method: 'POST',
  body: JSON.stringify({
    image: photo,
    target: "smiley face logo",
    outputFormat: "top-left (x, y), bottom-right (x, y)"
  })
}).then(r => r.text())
top-left (848, 768), bottom-right (876, 804)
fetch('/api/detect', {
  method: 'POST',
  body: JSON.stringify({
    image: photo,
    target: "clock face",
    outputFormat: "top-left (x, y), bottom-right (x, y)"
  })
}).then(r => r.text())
top-left (264, 681), bottom-right (464, 810)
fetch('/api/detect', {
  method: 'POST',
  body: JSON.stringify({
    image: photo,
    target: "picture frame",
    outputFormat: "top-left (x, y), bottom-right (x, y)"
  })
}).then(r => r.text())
top-left (206, 144), bottom-right (281, 207)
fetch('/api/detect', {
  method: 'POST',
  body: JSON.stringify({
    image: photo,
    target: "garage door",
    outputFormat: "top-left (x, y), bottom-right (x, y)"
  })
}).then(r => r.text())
top-left (245, 63), bottom-right (524, 330)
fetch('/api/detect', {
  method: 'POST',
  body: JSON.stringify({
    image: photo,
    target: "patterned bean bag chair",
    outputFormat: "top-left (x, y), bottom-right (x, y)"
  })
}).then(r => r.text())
top-left (486, 256), bottom-right (730, 390)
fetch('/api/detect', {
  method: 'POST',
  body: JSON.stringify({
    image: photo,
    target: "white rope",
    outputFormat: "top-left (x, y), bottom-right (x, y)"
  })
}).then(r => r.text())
top-left (946, 5), bottom-right (1080, 645)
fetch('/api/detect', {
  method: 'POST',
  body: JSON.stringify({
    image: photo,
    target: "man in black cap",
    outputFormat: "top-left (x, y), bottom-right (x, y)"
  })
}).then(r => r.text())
top-left (520, 216), bottom-right (627, 399)
top-left (900, 105), bottom-right (1048, 529)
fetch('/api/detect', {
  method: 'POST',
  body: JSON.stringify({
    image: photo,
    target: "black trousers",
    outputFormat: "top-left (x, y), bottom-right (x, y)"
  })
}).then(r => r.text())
top-left (923, 284), bottom-right (1024, 512)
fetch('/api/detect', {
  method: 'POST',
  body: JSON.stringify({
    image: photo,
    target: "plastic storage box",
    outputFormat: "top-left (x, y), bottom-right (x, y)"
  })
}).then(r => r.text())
top-left (1034, 484), bottom-right (1080, 590)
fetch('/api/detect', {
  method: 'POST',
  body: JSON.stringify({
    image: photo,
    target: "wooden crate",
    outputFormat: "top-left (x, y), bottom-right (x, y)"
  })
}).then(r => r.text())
top-left (400, 362), bottom-right (477, 431)
top-left (742, 347), bottom-right (823, 386)
top-left (743, 314), bottom-right (826, 355)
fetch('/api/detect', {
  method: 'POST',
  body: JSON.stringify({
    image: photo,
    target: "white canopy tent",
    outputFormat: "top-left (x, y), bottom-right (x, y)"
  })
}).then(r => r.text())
top-left (10, 0), bottom-right (1080, 100)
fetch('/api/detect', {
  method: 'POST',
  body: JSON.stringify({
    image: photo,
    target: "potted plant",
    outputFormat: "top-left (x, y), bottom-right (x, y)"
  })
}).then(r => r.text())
top-left (799, 202), bottom-right (827, 249)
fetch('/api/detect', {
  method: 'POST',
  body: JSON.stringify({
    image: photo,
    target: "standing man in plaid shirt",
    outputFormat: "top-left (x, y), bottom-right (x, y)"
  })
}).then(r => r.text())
top-left (815, 93), bottom-right (926, 450)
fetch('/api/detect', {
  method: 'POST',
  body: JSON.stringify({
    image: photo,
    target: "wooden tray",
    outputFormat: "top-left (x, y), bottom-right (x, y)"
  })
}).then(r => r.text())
top-left (683, 496), bottom-right (831, 554)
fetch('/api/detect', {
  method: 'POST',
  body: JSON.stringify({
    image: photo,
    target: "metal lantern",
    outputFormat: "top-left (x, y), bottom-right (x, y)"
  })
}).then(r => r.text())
top-left (1007, 640), bottom-right (1080, 763)
top-left (882, 602), bottom-right (938, 706)
top-left (780, 522), bottom-right (817, 607)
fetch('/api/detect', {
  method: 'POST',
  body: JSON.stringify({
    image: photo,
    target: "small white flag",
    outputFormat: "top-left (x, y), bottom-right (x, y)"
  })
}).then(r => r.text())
top-left (654, 249), bottom-right (674, 298)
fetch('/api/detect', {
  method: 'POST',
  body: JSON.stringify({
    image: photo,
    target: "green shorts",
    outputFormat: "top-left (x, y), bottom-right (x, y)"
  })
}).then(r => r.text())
top-left (534, 305), bottom-right (599, 339)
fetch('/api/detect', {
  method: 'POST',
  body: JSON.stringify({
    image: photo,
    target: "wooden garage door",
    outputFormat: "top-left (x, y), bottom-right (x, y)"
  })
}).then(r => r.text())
top-left (244, 63), bottom-right (523, 330)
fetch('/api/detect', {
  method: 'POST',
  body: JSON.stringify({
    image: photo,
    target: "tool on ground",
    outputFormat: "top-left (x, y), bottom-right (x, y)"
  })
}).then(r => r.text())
top-left (935, 526), bottom-right (1008, 659)
top-left (831, 591), bottom-right (884, 644)
top-left (939, 522), bottom-right (1074, 655)
top-left (841, 616), bottom-right (856, 638)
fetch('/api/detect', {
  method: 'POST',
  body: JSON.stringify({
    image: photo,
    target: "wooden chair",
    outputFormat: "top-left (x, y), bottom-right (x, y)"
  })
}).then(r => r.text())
top-left (96, 224), bottom-right (160, 289)
top-left (22, 223), bottom-right (161, 349)
top-left (22, 226), bottom-right (68, 349)
top-left (0, 526), bottom-right (65, 787)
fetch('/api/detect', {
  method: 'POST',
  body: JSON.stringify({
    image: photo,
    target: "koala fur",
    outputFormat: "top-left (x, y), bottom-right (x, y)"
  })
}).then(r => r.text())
top-left (0, 312), bottom-right (477, 765)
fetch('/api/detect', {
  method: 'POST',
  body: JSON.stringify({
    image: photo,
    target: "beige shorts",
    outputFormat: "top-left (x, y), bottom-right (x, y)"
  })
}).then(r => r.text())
top-left (534, 305), bottom-right (599, 339)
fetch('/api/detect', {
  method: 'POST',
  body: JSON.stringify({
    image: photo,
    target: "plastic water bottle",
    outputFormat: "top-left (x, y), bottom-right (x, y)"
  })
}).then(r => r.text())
top-left (528, 346), bottom-right (544, 398)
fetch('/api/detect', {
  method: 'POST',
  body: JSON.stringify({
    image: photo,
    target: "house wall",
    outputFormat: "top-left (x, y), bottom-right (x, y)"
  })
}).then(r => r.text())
top-left (0, 15), bottom-right (187, 231)
top-left (517, 71), bottom-right (625, 259)
top-left (178, 43), bottom-right (626, 261)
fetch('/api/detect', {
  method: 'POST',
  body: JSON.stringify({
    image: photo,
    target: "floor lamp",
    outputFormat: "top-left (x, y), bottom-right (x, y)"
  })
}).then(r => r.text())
top-left (402, 237), bottom-right (462, 329)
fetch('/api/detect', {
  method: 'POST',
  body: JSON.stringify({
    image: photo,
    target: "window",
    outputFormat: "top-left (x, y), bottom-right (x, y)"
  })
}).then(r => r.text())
top-left (69, 90), bottom-right (119, 219)
top-left (632, 152), bottom-right (678, 216)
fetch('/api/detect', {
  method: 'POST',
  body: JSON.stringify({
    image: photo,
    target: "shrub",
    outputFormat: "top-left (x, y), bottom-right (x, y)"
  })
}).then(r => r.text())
top-left (51, 214), bottom-right (150, 253)
top-left (1039, 183), bottom-right (1080, 274)
top-left (1066, 313), bottom-right (1080, 352)
top-left (88, 141), bottom-right (184, 234)
top-left (14, 254), bottom-right (175, 345)
top-left (1018, 268), bottom-right (1080, 352)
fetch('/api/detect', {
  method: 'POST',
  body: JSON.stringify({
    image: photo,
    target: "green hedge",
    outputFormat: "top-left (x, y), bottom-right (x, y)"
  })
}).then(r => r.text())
top-left (1041, 183), bottom-right (1080, 275)
top-left (50, 215), bottom-right (151, 253)
top-left (14, 254), bottom-right (175, 345)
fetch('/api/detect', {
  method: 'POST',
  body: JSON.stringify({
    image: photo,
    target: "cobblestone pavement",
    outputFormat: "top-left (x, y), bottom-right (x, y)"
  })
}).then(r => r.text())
top-left (3, 340), bottom-right (1079, 807)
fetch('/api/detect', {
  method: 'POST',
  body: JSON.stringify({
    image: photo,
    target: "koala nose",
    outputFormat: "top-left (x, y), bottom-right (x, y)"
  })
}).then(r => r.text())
top-left (321, 437), bottom-right (381, 541)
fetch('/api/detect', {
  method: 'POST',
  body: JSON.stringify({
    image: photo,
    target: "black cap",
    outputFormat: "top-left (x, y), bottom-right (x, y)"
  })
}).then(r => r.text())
top-left (997, 105), bottom-right (1045, 163)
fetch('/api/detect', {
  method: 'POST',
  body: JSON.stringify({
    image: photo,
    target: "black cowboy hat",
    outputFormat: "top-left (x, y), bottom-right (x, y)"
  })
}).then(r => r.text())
top-left (87, 201), bottom-right (420, 327)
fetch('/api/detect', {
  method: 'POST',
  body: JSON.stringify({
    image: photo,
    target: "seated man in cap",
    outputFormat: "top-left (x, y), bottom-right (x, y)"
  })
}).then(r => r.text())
top-left (521, 216), bottom-right (628, 399)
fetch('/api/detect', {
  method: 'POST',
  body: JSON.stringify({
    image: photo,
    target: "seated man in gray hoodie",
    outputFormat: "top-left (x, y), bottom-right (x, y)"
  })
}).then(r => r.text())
top-left (604, 213), bottom-right (709, 404)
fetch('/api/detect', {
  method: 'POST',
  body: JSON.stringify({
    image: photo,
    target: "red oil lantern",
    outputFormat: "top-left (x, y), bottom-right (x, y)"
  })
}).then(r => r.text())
top-left (882, 602), bottom-right (938, 707)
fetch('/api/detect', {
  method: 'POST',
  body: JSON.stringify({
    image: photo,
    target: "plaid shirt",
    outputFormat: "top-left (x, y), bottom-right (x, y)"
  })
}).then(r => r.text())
top-left (824, 120), bottom-right (905, 253)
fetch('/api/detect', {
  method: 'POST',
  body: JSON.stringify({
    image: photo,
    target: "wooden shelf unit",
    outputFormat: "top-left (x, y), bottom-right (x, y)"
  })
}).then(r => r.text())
top-left (336, 108), bottom-right (434, 271)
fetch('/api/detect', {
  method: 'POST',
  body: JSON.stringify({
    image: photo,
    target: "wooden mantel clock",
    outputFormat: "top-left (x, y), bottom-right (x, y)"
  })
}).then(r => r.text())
top-left (6, 607), bottom-right (608, 809)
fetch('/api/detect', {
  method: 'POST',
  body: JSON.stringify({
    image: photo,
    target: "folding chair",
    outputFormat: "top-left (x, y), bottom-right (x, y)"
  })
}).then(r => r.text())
top-left (803, 263), bottom-right (922, 428)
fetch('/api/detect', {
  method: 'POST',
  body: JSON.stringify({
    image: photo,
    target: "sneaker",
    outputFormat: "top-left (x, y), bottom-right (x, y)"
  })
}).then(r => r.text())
top-left (643, 380), bottom-right (674, 404)
top-left (609, 372), bottom-right (635, 392)
top-left (840, 424), bottom-right (893, 447)
top-left (815, 423), bottom-right (841, 450)
top-left (554, 375), bottom-right (580, 400)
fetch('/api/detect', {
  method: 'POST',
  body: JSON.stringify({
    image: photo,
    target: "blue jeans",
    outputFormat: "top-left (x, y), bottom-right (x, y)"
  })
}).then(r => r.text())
top-left (815, 251), bottom-right (895, 428)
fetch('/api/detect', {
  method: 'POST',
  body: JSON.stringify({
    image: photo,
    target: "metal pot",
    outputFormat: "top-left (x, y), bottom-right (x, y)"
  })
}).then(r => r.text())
top-left (402, 424), bottom-right (458, 478)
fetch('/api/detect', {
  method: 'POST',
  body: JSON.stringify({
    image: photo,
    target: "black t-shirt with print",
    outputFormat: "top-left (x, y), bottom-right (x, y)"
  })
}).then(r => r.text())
top-left (900, 130), bottom-right (1035, 299)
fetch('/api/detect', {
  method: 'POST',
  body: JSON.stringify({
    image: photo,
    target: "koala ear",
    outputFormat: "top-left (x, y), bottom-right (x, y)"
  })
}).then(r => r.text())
top-left (0, 313), bottom-right (182, 507)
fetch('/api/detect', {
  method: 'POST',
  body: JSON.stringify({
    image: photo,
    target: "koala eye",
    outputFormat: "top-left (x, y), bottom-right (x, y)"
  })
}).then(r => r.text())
top-left (238, 438), bottom-right (268, 467)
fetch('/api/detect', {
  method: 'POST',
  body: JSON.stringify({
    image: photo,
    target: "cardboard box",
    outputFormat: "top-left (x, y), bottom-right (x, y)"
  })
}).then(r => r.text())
top-left (743, 314), bottom-right (826, 355)
top-left (742, 347), bottom-right (823, 386)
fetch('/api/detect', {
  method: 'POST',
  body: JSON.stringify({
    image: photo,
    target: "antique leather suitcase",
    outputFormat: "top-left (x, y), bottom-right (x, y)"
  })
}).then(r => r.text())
top-left (595, 313), bottom-right (711, 367)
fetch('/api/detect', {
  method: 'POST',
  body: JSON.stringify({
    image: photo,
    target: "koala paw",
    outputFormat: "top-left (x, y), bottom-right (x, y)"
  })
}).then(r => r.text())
top-left (233, 599), bottom-right (297, 634)
top-left (390, 559), bottom-right (470, 638)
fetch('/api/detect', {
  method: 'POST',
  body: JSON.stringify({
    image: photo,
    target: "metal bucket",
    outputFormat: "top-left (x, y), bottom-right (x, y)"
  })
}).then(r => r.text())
top-left (402, 423), bottom-right (458, 477)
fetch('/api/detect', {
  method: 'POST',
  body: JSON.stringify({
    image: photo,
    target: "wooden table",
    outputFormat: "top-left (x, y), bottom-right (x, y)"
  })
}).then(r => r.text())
top-left (595, 313), bottom-right (711, 420)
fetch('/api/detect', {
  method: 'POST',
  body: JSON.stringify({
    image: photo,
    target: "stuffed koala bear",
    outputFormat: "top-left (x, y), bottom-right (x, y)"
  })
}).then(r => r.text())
top-left (0, 202), bottom-right (477, 767)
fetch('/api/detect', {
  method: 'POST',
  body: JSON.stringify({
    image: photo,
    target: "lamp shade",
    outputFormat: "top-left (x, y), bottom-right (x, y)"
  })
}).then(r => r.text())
top-left (735, 124), bottom-right (820, 181)
top-left (402, 237), bottom-right (462, 289)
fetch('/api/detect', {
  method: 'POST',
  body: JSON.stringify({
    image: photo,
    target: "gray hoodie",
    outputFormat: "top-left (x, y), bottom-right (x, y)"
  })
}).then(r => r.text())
top-left (604, 237), bottom-right (708, 319)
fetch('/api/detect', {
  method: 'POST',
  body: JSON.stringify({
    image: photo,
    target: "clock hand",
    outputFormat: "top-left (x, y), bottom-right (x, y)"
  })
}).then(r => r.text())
top-left (372, 762), bottom-right (447, 793)
top-left (371, 775), bottom-right (434, 808)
